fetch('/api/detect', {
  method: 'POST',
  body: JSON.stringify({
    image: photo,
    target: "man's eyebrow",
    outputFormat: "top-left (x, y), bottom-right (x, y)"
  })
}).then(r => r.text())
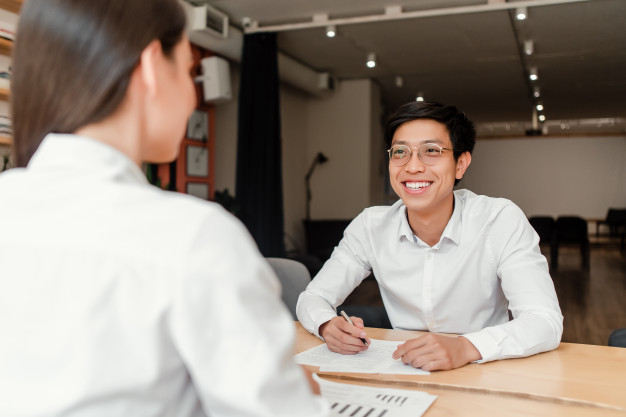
top-left (392, 139), bottom-right (446, 145)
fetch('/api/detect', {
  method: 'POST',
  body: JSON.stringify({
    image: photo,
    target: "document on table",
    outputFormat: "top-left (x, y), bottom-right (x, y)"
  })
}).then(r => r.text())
top-left (315, 374), bottom-right (437, 417)
top-left (295, 339), bottom-right (429, 375)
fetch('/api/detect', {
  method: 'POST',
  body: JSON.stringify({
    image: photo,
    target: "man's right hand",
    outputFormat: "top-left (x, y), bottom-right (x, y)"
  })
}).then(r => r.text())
top-left (319, 315), bottom-right (370, 354)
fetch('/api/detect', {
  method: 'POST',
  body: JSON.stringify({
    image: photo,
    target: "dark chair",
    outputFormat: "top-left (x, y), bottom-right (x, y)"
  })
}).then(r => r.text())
top-left (608, 328), bottom-right (626, 348)
top-left (302, 219), bottom-right (351, 263)
top-left (596, 208), bottom-right (626, 238)
top-left (551, 216), bottom-right (590, 270)
top-left (528, 216), bottom-right (555, 245)
top-left (338, 305), bottom-right (392, 329)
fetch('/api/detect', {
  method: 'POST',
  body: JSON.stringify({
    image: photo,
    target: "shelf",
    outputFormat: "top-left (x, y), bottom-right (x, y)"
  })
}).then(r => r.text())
top-left (0, 135), bottom-right (11, 145)
top-left (0, 0), bottom-right (22, 13)
top-left (0, 87), bottom-right (8, 101)
top-left (0, 37), bottom-right (12, 56)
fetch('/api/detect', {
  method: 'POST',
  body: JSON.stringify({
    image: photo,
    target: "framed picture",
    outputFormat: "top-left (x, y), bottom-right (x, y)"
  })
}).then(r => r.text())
top-left (187, 109), bottom-right (209, 141)
top-left (186, 182), bottom-right (210, 200)
top-left (186, 145), bottom-right (209, 177)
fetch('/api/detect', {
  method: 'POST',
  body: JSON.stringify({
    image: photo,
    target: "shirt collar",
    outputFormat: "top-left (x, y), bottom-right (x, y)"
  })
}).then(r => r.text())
top-left (395, 191), bottom-right (463, 247)
top-left (27, 133), bottom-right (149, 185)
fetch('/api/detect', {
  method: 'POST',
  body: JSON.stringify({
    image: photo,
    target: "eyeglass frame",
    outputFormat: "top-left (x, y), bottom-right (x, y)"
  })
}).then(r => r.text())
top-left (387, 143), bottom-right (455, 166)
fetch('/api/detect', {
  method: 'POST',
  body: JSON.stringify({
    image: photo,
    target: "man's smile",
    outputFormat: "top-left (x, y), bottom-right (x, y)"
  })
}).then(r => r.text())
top-left (404, 181), bottom-right (433, 192)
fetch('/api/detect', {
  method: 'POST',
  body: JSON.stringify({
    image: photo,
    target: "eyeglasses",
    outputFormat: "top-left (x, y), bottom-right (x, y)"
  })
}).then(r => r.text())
top-left (387, 143), bottom-right (454, 166)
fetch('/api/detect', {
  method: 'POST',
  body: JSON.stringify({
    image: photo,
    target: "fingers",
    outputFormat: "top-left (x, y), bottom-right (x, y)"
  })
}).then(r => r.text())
top-left (391, 334), bottom-right (459, 371)
top-left (392, 337), bottom-right (427, 359)
top-left (344, 316), bottom-right (369, 345)
top-left (320, 316), bottom-right (369, 355)
top-left (351, 316), bottom-right (365, 329)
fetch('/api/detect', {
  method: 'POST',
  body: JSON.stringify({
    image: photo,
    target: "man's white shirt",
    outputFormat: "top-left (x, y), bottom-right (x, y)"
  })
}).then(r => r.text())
top-left (297, 189), bottom-right (563, 362)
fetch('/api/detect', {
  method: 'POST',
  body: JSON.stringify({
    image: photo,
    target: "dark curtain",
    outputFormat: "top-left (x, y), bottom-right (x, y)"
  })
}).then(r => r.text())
top-left (236, 32), bottom-right (285, 257)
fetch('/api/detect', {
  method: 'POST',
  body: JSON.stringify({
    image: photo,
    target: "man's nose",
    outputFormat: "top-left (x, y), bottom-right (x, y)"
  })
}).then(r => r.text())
top-left (404, 149), bottom-right (425, 172)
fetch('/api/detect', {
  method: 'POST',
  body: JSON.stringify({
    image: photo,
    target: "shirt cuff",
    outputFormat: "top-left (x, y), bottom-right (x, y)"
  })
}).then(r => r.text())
top-left (313, 311), bottom-right (339, 339)
top-left (462, 330), bottom-right (501, 363)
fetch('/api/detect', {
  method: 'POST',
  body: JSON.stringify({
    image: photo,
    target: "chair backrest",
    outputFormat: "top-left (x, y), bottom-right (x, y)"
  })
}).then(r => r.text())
top-left (528, 216), bottom-right (555, 244)
top-left (555, 216), bottom-right (589, 242)
top-left (606, 208), bottom-right (626, 223)
top-left (266, 257), bottom-right (311, 320)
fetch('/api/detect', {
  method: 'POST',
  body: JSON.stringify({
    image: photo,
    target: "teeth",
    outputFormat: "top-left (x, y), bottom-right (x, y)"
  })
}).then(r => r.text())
top-left (405, 181), bottom-right (431, 190)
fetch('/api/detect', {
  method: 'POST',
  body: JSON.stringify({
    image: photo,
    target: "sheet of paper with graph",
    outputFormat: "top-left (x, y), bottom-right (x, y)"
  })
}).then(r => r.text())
top-left (314, 375), bottom-right (437, 417)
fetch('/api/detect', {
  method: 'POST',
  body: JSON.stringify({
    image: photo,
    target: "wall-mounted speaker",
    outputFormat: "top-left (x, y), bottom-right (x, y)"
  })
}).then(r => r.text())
top-left (200, 56), bottom-right (232, 103)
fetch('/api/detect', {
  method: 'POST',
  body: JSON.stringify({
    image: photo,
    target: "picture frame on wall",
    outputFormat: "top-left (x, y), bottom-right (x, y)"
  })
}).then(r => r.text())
top-left (186, 182), bottom-right (210, 200)
top-left (187, 109), bottom-right (209, 141)
top-left (186, 145), bottom-right (209, 178)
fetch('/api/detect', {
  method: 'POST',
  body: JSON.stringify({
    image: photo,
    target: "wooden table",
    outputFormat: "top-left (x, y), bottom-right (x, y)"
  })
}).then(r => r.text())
top-left (295, 323), bottom-right (626, 416)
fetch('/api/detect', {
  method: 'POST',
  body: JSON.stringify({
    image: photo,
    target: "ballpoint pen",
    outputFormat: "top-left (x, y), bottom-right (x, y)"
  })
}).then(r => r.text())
top-left (340, 310), bottom-right (368, 346)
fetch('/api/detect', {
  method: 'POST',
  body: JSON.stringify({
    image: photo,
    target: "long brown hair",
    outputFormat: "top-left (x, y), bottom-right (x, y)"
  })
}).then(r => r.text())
top-left (11, 0), bottom-right (186, 167)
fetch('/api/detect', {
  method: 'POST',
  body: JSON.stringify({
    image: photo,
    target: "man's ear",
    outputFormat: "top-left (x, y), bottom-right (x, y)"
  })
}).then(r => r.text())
top-left (455, 151), bottom-right (472, 180)
top-left (136, 40), bottom-right (163, 97)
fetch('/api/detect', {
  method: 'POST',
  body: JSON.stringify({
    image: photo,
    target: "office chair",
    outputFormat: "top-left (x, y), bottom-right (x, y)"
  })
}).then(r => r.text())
top-left (528, 216), bottom-right (555, 245)
top-left (266, 257), bottom-right (311, 320)
top-left (608, 328), bottom-right (626, 348)
top-left (551, 216), bottom-right (590, 270)
top-left (596, 208), bottom-right (626, 238)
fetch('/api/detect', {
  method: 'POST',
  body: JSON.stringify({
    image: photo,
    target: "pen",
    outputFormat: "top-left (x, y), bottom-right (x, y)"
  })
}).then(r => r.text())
top-left (340, 310), bottom-right (368, 346)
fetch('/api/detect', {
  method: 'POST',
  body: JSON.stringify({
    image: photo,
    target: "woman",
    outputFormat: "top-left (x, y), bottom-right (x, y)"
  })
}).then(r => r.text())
top-left (0, 1), bottom-right (328, 416)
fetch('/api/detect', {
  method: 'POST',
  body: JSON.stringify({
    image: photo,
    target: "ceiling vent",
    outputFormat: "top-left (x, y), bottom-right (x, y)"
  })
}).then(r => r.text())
top-left (181, 1), bottom-right (229, 39)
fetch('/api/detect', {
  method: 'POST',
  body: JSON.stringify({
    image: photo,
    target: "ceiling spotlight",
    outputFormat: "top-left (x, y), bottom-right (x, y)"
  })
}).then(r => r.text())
top-left (529, 66), bottom-right (538, 81)
top-left (533, 86), bottom-right (541, 98)
top-left (515, 7), bottom-right (528, 20)
top-left (326, 25), bottom-right (336, 38)
top-left (524, 40), bottom-right (534, 55)
top-left (366, 52), bottom-right (376, 68)
top-left (536, 102), bottom-right (544, 111)
top-left (538, 114), bottom-right (546, 122)
top-left (395, 76), bottom-right (403, 88)
top-left (416, 91), bottom-right (424, 102)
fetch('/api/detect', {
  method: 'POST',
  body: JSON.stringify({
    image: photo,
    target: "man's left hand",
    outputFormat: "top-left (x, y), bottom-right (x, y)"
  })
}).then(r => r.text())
top-left (392, 334), bottom-right (481, 371)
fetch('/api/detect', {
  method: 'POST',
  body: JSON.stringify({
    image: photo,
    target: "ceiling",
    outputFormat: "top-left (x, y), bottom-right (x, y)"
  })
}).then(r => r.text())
top-left (202, 0), bottom-right (626, 136)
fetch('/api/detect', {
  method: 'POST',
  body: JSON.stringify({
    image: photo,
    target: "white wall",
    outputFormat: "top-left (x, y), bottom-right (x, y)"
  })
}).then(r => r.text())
top-left (280, 84), bottom-right (313, 254)
top-left (462, 135), bottom-right (626, 218)
top-left (307, 79), bottom-right (382, 220)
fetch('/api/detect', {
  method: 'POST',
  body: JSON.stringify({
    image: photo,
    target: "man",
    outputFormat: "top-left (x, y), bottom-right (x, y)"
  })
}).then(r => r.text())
top-left (296, 101), bottom-right (563, 371)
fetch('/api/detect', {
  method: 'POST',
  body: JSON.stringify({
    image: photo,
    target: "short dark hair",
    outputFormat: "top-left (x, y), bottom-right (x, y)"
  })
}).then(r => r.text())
top-left (11, 0), bottom-right (186, 167)
top-left (384, 101), bottom-right (476, 159)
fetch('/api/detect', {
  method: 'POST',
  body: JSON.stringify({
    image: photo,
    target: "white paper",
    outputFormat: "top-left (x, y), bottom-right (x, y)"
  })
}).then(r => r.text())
top-left (315, 374), bottom-right (437, 417)
top-left (295, 339), bottom-right (429, 375)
